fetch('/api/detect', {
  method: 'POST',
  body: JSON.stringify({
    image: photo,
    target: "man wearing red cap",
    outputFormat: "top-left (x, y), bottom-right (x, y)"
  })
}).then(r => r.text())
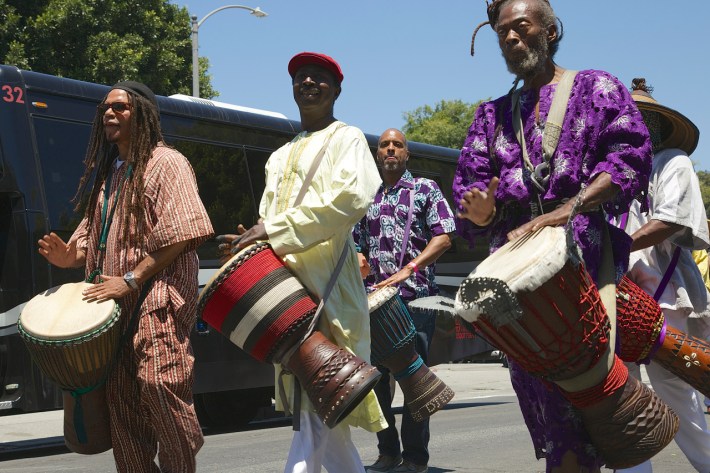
top-left (221, 52), bottom-right (386, 472)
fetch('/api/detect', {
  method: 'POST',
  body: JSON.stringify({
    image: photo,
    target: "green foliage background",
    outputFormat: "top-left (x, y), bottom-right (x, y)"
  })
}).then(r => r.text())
top-left (696, 170), bottom-right (710, 218)
top-left (402, 98), bottom-right (486, 150)
top-left (0, 0), bottom-right (216, 98)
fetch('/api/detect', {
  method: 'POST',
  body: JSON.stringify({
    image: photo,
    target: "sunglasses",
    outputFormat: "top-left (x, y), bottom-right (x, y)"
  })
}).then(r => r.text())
top-left (97, 102), bottom-right (131, 113)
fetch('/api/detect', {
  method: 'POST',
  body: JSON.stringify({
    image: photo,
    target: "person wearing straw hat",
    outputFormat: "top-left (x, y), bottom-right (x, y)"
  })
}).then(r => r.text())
top-left (614, 78), bottom-right (710, 473)
top-left (453, 0), bottom-right (654, 471)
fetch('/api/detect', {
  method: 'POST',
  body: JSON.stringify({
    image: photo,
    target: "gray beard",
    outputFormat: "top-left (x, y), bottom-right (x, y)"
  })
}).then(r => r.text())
top-left (503, 38), bottom-right (549, 80)
top-left (381, 162), bottom-right (399, 172)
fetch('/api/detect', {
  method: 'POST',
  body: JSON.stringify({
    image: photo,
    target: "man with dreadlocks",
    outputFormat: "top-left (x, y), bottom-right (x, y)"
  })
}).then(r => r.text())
top-left (453, 0), bottom-right (653, 471)
top-left (38, 81), bottom-right (213, 472)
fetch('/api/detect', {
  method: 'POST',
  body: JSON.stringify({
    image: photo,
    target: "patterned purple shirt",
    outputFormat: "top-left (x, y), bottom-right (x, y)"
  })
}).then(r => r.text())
top-left (453, 69), bottom-right (652, 283)
top-left (452, 70), bottom-right (652, 469)
top-left (353, 170), bottom-right (456, 302)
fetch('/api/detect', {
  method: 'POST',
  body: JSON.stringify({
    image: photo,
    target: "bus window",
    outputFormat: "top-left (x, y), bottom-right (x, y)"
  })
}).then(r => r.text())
top-left (0, 193), bottom-right (17, 305)
top-left (244, 148), bottom-right (272, 203)
top-left (170, 140), bottom-right (259, 266)
top-left (32, 117), bottom-right (91, 234)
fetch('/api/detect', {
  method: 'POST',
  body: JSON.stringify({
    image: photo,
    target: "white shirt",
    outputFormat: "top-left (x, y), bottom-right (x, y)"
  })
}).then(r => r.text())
top-left (626, 148), bottom-right (710, 315)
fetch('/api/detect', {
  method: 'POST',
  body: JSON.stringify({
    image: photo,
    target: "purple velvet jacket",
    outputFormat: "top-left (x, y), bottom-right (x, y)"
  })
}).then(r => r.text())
top-left (452, 69), bottom-right (652, 469)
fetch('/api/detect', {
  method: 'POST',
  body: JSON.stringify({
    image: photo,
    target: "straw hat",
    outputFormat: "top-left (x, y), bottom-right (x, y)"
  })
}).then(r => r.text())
top-left (630, 78), bottom-right (699, 155)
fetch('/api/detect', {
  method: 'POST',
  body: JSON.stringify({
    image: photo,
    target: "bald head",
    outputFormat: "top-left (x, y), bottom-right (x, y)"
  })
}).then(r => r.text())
top-left (377, 129), bottom-right (409, 183)
top-left (379, 128), bottom-right (407, 148)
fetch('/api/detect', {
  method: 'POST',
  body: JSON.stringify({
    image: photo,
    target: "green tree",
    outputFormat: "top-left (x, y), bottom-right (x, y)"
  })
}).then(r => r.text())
top-left (0, 0), bottom-right (217, 98)
top-left (402, 99), bottom-right (486, 149)
top-left (697, 170), bottom-right (710, 217)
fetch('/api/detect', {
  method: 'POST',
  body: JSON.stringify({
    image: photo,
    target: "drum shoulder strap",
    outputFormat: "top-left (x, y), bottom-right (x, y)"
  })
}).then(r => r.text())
top-left (511, 69), bottom-right (578, 171)
top-left (293, 123), bottom-right (346, 207)
top-left (543, 69), bottom-right (578, 161)
top-left (398, 183), bottom-right (417, 270)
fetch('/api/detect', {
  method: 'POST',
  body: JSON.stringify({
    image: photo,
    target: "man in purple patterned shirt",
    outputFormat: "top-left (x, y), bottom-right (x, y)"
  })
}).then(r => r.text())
top-left (354, 128), bottom-right (455, 473)
top-left (453, 0), bottom-right (653, 471)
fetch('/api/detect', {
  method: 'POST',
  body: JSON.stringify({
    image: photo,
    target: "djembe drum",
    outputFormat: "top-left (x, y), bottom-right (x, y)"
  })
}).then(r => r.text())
top-left (199, 242), bottom-right (316, 364)
top-left (616, 275), bottom-right (710, 398)
top-left (455, 226), bottom-right (678, 469)
top-left (367, 286), bottom-right (454, 422)
top-left (198, 242), bottom-right (381, 428)
top-left (18, 282), bottom-right (121, 454)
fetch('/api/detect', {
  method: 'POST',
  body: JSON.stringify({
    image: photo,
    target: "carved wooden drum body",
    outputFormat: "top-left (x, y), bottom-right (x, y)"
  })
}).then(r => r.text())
top-left (19, 282), bottom-right (119, 454)
top-left (455, 226), bottom-right (678, 468)
top-left (368, 286), bottom-right (454, 422)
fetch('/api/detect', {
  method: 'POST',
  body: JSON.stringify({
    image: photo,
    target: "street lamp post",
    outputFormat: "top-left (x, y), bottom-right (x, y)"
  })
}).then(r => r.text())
top-left (191, 5), bottom-right (267, 97)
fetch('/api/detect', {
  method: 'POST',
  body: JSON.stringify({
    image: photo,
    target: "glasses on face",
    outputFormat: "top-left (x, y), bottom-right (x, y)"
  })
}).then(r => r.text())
top-left (97, 101), bottom-right (131, 114)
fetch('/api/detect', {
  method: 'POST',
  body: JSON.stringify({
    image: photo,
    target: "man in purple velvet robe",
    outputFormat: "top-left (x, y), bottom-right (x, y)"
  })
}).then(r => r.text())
top-left (453, 1), bottom-right (652, 471)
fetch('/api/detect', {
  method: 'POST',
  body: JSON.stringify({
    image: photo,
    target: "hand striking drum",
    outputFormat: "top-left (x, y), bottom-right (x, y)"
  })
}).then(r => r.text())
top-left (198, 241), bottom-right (381, 428)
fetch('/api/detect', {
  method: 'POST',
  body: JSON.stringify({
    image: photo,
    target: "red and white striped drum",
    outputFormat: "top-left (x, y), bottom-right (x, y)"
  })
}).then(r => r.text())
top-left (198, 242), bottom-right (381, 428)
top-left (198, 242), bottom-right (315, 364)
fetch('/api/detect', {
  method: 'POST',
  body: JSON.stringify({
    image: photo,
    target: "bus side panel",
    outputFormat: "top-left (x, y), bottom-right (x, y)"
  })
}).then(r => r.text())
top-left (0, 67), bottom-right (70, 412)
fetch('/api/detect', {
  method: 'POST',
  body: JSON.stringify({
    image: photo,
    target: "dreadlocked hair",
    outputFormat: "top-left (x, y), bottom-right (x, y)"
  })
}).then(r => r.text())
top-left (72, 91), bottom-right (164, 252)
top-left (470, 0), bottom-right (563, 58)
top-left (631, 77), bottom-right (653, 95)
top-left (630, 78), bottom-right (664, 152)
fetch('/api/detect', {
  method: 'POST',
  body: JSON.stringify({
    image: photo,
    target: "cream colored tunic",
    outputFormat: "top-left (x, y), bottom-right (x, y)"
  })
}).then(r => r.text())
top-left (261, 120), bottom-right (386, 432)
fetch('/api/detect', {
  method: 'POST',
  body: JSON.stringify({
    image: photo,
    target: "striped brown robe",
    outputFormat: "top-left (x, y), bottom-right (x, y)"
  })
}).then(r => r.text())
top-left (72, 145), bottom-right (213, 472)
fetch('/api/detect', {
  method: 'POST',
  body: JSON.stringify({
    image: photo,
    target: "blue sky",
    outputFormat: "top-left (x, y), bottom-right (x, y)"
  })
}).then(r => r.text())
top-left (174, 1), bottom-right (710, 171)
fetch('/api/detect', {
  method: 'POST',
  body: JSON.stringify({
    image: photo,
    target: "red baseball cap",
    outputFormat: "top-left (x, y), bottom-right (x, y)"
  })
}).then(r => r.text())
top-left (288, 52), bottom-right (344, 84)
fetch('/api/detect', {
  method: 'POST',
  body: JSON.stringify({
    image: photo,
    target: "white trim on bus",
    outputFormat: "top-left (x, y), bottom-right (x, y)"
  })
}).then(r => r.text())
top-left (169, 94), bottom-right (288, 119)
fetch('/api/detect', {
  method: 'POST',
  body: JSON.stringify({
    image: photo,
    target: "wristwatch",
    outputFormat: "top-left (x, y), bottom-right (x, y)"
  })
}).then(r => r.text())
top-left (123, 271), bottom-right (139, 290)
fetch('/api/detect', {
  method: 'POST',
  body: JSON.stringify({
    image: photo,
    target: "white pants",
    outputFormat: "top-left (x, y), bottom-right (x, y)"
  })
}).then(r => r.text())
top-left (616, 309), bottom-right (710, 473)
top-left (284, 410), bottom-right (365, 473)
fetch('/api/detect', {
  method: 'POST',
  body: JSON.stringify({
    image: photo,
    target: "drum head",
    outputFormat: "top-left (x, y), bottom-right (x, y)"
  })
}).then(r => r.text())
top-left (367, 286), bottom-right (398, 313)
top-left (470, 226), bottom-right (569, 294)
top-left (19, 282), bottom-right (117, 341)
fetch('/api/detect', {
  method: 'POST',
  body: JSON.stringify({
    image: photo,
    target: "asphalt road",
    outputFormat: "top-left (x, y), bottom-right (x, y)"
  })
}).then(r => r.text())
top-left (0, 363), bottom-right (695, 472)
